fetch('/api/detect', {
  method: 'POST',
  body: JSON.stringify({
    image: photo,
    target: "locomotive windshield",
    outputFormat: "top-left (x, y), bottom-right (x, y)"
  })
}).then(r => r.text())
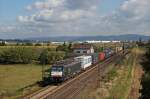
top-left (51, 66), bottom-right (63, 72)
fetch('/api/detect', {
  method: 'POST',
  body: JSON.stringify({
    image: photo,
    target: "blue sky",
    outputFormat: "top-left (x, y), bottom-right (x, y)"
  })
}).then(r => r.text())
top-left (0, 0), bottom-right (150, 38)
top-left (99, 0), bottom-right (125, 13)
top-left (0, 0), bottom-right (125, 23)
top-left (0, 0), bottom-right (37, 23)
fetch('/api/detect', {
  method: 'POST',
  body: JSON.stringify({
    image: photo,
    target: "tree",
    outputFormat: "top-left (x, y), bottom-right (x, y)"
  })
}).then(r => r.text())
top-left (39, 49), bottom-right (49, 64)
top-left (140, 73), bottom-right (150, 97)
top-left (56, 42), bottom-right (69, 53)
top-left (25, 42), bottom-right (33, 46)
top-left (68, 42), bottom-right (73, 52)
top-left (140, 41), bottom-right (150, 98)
top-left (141, 43), bottom-right (150, 72)
top-left (0, 49), bottom-right (4, 63)
top-left (15, 43), bottom-right (20, 46)
top-left (1, 48), bottom-right (22, 63)
top-left (35, 43), bottom-right (42, 46)
top-left (39, 50), bottom-right (65, 64)
top-left (20, 47), bottom-right (34, 64)
top-left (0, 41), bottom-right (6, 46)
top-left (0, 47), bottom-right (34, 64)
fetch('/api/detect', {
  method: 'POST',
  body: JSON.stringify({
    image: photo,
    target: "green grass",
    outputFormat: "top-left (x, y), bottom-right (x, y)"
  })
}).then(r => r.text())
top-left (108, 66), bottom-right (133, 99)
top-left (106, 67), bottom-right (118, 82)
top-left (0, 64), bottom-right (49, 98)
top-left (107, 48), bottom-right (138, 99)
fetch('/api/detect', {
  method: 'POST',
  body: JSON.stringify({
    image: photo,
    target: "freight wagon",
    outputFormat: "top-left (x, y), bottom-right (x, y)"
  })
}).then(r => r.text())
top-left (74, 55), bottom-right (92, 70)
top-left (51, 59), bottom-right (81, 82)
top-left (86, 53), bottom-right (99, 64)
top-left (99, 52), bottom-right (105, 61)
top-left (104, 48), bottom-right (115, 58)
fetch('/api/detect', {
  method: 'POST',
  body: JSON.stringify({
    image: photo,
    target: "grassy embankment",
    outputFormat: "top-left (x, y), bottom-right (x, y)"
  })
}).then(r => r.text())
top-left (107, 49), bottom-right (136, 99)
top-left (0, 64), bottom-right (49, 99)
top-left (78, 48), bottom-right (143, 99)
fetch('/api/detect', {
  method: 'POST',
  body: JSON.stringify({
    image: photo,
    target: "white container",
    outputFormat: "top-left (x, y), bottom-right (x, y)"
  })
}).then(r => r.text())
top-left (74, 55), bottom-right (92, 69)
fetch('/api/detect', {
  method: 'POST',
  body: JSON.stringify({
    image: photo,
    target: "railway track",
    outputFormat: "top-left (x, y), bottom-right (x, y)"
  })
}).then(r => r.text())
top-left (23, 51), bottom-right (128, 99)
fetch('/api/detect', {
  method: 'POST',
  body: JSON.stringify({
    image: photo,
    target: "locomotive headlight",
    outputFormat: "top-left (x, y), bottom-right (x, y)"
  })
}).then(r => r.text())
top-left (51, 72), bottom-right (63, 77)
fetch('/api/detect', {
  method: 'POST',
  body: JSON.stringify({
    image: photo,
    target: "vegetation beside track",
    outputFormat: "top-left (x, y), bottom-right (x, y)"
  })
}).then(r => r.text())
top-left (78, 48), bottom-right (143, 99)
top-left (140, 41), bottom-right (150, 98)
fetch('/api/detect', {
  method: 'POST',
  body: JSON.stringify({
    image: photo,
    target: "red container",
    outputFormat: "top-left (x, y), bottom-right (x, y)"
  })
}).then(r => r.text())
top-left (99, 52), bottom-right (105, 61)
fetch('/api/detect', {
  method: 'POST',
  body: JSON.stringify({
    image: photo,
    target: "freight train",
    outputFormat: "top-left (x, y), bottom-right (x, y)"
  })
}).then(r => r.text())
top-left (50, 48), bottom-right (118, 83)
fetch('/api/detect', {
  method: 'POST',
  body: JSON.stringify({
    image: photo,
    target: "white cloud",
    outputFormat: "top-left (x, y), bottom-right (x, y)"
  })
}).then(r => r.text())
top-left (25, 0), bottom-right (66, 10)
top-left (1, 0), bottom-right (150, 38)
top-left (0, 25), bottom-right (16, 33)
top-left (120, 0), bottom-right (150, 20)
top-left (19, 0), bottom-right (98, 23)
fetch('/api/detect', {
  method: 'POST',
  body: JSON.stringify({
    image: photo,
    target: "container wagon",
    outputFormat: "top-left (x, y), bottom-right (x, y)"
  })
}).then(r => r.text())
top-left (86, 53), bottom-right (99, 64)
top-left (104, 48), bottom-right (114, 58)
top-left (99, 52), bottom-right (105, 61)
top-left (74, 55), bottom-right (92, 70)
top-left (104, 49), bottom-right (110, 58)
top-left (51, 59), bottom-right (81, 82)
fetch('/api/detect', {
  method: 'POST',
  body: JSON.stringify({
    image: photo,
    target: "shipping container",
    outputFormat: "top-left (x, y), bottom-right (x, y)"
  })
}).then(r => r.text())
top-left (109, 49), bottom-right (115, 55)
top-left (74, 55), bottom-right (92, 70)
top-left (90, 53), bottom-right (99, 64)
top-left (99, 52), bottom-right (105, 61)
top-left (104, 48), bottom-right (112, 58)
top-left (104, 48), bottom-right (115, 57)
top-left (51, 59), bottom-right (81, 82)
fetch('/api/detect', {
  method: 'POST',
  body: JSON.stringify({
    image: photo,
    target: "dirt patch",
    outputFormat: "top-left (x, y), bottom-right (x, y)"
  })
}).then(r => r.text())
top-left (127, 65), bottom-right (144, 99)
top-left (127, 48), bottom-right (144, 99)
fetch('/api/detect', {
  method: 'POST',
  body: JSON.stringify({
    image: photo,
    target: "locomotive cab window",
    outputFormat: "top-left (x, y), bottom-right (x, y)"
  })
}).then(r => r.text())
top-left (83, 51), bottom-right (87, 53)
top-left (51, 66), bottom-right (63, 72)
top-left (76, 51), bottom-right (80, 53)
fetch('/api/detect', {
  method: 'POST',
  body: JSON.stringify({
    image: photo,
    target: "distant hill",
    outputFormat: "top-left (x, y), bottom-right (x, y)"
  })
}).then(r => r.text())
top-left (25, 34), bottom-right (150, 41)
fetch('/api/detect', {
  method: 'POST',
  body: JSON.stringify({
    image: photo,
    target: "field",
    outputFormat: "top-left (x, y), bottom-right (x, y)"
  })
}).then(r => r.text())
top-left (0, 45), bottom-right (57, 98)
top-left (0, 64), bottom-right (49, 98)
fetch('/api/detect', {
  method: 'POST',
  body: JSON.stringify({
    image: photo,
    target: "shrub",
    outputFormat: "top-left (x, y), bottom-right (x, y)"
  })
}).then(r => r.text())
top-left (0, 47), bottom-right (34, 64)
top-left (39, 50), bottom-right (65, 64)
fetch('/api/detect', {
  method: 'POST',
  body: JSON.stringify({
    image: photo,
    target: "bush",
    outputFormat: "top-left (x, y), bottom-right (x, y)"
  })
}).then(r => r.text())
top-left (20, 48), bottom-right (34, 64)
top-left (35, 43), bottom-right (42, 46)
top-left (140, 41), bottom-right (150, 97)
top-left (0, 47), bottom-right (34, 64)
top-left (39, 49), bottom-right (49, 64)
top-left (140, 72), bottom-right (150, 97)
top-left (39, 50), bottom-right (65, 64)
top-left (107, 68), bottom-right (118, 81)
top-left (0, 41), bottom-right (6, 46)
top-left (141, 47), bottom-right (150, 72)
top-left (24, 42), bottom-right (33, 46)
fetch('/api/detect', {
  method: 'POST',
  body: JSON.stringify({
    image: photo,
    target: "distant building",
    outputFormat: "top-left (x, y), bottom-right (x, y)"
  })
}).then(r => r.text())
top-left (0, 41), bottom-right (8, 44)
top-left (73, 44), bottom-right (94, 54)
top-left (51, 42), bottom-right (65, 45)
top-left (86, 40), bottom-right (120, 43)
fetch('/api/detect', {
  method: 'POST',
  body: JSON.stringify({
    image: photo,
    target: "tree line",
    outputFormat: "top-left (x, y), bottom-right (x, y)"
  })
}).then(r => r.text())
top-left (0, 42), bottom-right (73, 64)
top-left (140, 41), bottom-right (150, 98)
top-left (0, 41), bottom-right (50, 46)
top-left (0, 47), bottom-right (66, 64)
